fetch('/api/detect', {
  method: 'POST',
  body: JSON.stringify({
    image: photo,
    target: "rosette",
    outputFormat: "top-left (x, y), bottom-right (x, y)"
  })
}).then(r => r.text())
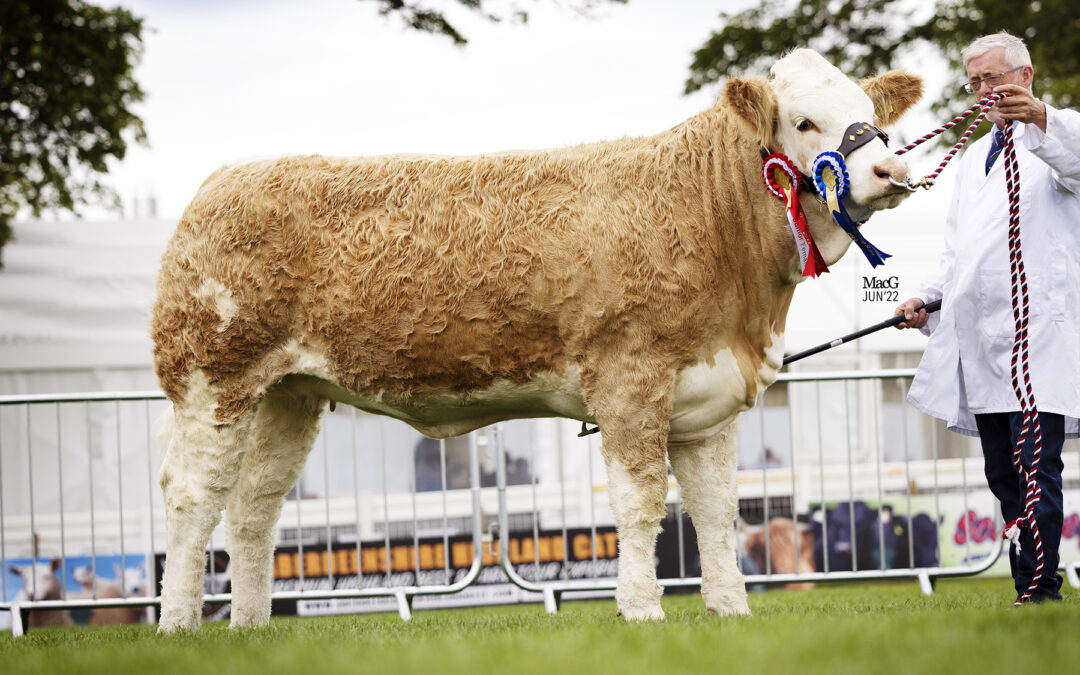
top-left (811, 151), bottom-right (891, 268)
top-left (761, 153), bottom-right (827, 278)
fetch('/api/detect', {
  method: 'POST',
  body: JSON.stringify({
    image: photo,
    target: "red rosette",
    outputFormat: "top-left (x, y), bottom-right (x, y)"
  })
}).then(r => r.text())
top-left (762, 153), bottom-right (802, 201)
top-left (761, 152), bottom-right (829, 278)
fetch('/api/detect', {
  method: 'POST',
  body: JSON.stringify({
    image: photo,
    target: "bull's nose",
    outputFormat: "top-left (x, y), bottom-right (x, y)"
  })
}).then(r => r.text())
top-left (873, 157), bottom-right (910, 187)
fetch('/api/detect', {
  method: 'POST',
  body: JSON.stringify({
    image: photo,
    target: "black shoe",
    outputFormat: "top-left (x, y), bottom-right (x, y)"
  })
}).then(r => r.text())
top-left (1014, 593), bottom-right (1062, 606)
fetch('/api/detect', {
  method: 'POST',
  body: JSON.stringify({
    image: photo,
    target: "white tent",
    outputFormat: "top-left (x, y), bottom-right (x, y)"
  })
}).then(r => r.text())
top-left (0, 218), bottom-right (173, 394)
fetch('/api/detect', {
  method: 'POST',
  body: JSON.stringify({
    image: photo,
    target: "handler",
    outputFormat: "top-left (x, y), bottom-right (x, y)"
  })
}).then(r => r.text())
top-left (894, 31), bottom-right (1080, 604)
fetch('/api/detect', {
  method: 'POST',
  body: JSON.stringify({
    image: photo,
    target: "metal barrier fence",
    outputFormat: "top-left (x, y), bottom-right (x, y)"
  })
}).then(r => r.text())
top-left (3, 369), bottom-right (1078, 633)
top-left (492, 369), bottom-right (1080, 611)
top-left (0, 391), bottom-right (485, 636)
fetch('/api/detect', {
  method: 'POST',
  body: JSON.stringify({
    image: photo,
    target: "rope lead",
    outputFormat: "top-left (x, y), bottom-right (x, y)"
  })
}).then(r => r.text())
top-left (891, 94), bottom-right (1045, 602)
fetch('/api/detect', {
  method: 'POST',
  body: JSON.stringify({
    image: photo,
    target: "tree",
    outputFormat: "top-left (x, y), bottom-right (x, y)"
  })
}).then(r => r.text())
top-left (0, 0), bottom-right (146, 264)
top-left (373, 0), bottom-right (627, 46)
top-left (685, 0), bottom-right (1080, 134)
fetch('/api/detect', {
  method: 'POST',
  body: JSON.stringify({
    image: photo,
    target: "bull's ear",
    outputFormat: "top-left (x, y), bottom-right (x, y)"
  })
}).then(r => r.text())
top-left (51, 557), bottom-right (62, 571)
top-left (859, 70), bottom-right (924, 127)
top-left (724, 76), bottom-right (778, 149)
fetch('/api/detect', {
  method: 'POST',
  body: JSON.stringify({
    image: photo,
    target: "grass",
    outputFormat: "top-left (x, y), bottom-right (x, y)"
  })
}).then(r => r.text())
top-left (1, 577), bottom-right (1076, 675)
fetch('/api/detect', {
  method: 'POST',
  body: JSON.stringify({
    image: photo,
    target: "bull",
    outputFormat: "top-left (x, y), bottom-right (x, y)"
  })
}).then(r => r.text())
top-left (152, 49), bottom-right (922, 631)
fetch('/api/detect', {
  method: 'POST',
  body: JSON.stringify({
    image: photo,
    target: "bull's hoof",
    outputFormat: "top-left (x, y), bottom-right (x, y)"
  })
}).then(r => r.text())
top-left (616, 605), bottom-right (666, 621)
top-left (705, 603), bottom-right (751, 617)
top-left (157, 613), bottom-right (200, 634)
top-left (229, 612), bottom-right (271, 630)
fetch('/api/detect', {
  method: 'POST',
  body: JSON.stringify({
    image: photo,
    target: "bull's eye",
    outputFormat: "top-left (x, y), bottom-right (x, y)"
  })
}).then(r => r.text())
top-left (795, 119), bottom-right (816, 132)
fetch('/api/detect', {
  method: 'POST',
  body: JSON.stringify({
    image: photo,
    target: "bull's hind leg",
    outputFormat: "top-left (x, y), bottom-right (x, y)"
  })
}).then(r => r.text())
top-left (667, 421), bottom-right (750, 617)
top-left (225, 387), bottom-right (326, 628)
top-left (158, 373), bottom-right (255, 633)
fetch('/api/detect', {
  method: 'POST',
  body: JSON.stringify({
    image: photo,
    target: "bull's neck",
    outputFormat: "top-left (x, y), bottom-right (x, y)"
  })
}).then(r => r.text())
top-left (682, 108), bottom-right (807, 289)
top-left (652, 109), bottom-right (798, 340)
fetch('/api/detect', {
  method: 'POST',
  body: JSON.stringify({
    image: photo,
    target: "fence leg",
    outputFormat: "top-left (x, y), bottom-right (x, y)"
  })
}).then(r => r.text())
top-left (1066, 562), bottom-right (1080, 590)
top-left (543, 588), bottom-right (562, 614)
top-left (917, 570), bottom-right (936, 595)
top-left (395, 591), bottom-right (413, 621)
top-left (10, 604), bottom-right (25, 637)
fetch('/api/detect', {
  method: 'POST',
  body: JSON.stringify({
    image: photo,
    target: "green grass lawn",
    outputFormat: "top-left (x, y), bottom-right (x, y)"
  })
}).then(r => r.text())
top-left (2, 577), bottom-right (1076, 675)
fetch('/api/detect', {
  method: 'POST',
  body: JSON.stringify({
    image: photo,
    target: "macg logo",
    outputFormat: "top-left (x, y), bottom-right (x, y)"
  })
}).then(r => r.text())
top-left (861, 275), bottom-right (900, 302)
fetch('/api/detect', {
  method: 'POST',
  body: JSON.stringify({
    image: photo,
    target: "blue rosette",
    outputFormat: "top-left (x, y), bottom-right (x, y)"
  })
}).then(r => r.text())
top-left (811, 151), bottom-right (891, 268)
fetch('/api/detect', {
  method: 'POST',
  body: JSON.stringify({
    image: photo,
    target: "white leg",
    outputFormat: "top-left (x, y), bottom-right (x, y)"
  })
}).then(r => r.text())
top-left (668, 421), bottom-right (750, 617)
top-left (581, 353), bottom-right (677, 621)
top-left (603, 454), bottom-right (669, 620)
top-left (226, 389), bottom-right (325, 629)
top-left (158, 385), bottom-right (253, 633)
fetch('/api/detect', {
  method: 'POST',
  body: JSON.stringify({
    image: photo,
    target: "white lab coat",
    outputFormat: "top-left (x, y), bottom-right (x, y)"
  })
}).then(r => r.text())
top-left (908, 103), bottom-right (1080, 437)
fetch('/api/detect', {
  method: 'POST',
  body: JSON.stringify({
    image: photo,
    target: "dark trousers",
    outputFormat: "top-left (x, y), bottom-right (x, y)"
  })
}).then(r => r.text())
top-left (974, 411), bottom-right (1064, 600)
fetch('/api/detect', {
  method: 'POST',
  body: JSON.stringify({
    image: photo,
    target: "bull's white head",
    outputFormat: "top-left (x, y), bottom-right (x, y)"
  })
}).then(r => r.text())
top-left (725, 49), bottom-right (923, 266)
top-left (9, 558), bottom-right (64, 602)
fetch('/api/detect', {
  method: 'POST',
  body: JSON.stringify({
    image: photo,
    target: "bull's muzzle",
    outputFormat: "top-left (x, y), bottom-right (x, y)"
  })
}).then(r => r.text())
top-left (873, 157), bottom-right (917, 193)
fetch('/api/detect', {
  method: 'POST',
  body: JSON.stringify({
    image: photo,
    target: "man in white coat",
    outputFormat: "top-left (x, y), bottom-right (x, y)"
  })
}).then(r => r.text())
top-left (895, 32), bottom-right (1080, 604)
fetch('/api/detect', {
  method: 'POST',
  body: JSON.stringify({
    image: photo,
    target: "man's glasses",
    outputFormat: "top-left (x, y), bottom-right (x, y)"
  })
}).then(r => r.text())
top-left (963, 65), bottom-right (1023, 94)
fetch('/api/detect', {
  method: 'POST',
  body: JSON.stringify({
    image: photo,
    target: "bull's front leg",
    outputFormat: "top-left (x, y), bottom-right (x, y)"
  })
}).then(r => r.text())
top-left (588, 364), bottom-right (674, 621)
top-left (667, 420), bottom-right (750, 617)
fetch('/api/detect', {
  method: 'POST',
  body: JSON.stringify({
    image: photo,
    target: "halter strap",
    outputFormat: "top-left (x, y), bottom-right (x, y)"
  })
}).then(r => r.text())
top-left (834, 122), bottom-right (889, 159)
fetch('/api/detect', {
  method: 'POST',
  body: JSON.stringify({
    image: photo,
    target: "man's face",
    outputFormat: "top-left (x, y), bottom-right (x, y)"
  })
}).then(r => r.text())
top-left (965, 47), bottom-right (1031, 121)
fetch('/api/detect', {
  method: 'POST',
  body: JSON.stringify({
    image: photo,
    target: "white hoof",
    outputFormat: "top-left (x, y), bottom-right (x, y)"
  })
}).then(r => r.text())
top-left (229, 611), bottom-right (270, 630)
top-left (617, 605), bottom-right (666, 621)
top-left (157, 612), bottom-right (200, 634)
top-left (706, 601), bottom-right (751, 617)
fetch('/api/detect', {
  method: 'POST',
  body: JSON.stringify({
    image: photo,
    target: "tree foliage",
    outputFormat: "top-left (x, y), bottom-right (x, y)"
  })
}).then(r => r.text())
top-left (373, 0), bottom-right (627, 45)
top-left (686, 0), bottom-right (1080, 127)
top-left (0, 0), bottom-right (146, 263)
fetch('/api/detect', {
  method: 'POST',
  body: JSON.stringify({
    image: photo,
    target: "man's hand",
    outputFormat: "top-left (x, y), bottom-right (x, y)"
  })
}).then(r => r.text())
top-left (894, 297), bottom-right (930, 330)
top-left (992, 84), bottom-right (1047, 132)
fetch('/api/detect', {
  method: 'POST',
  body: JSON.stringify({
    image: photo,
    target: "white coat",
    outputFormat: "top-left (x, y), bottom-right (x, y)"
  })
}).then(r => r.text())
top-left (907, 103), bottom-right (1080, 437)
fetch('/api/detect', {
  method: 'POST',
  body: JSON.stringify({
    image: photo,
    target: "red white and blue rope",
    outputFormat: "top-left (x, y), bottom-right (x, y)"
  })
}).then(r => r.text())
top-left (895, 94), bottom-right (1002, 185)
top-left (900, 92), bottom-right (1045, 602)
top-left (1001, 121), bottom-right (1045, 603)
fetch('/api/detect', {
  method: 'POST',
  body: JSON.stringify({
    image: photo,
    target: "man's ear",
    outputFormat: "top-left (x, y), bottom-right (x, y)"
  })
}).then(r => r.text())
top-left (859, 70), bottom-right (924, 126)
top-left (724, 76), bottom-right (778, 150)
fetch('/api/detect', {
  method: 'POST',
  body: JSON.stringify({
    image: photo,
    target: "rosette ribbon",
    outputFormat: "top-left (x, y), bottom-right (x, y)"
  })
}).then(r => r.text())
top-left (762, 153), bottom-right (828, 278)
top-left (811, 151), bottom-right (891, 268)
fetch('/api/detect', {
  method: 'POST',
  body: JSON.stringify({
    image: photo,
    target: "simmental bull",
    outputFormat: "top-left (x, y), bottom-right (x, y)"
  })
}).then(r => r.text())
top-left (152, 49), bottom-right (922, 631)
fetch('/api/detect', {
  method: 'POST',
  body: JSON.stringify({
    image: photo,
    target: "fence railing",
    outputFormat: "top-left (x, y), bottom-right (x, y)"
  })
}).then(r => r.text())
top-left (490, 369), bottom-right (1079, 610)
top-left (3, 369), bottom-right (1078, 633)
top-left (0, 391), bottom-right (485, 636)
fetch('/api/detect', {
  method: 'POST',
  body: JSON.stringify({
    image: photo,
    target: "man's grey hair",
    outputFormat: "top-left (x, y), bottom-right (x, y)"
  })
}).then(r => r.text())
top-left (961, 32), bottom-right (1032, 69)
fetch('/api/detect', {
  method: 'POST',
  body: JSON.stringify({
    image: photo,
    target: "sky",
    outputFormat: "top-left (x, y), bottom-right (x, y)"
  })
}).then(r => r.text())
top-left (92, 0), bottom-right (959, 355)
top-left (105, 0), bottom-right (737, 218)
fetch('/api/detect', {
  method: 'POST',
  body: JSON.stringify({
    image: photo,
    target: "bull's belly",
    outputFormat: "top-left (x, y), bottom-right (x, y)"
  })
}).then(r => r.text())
top-left (280, 334), bottom-right (783, 441)
top-left (287, 371), bottom-right (593, 439)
